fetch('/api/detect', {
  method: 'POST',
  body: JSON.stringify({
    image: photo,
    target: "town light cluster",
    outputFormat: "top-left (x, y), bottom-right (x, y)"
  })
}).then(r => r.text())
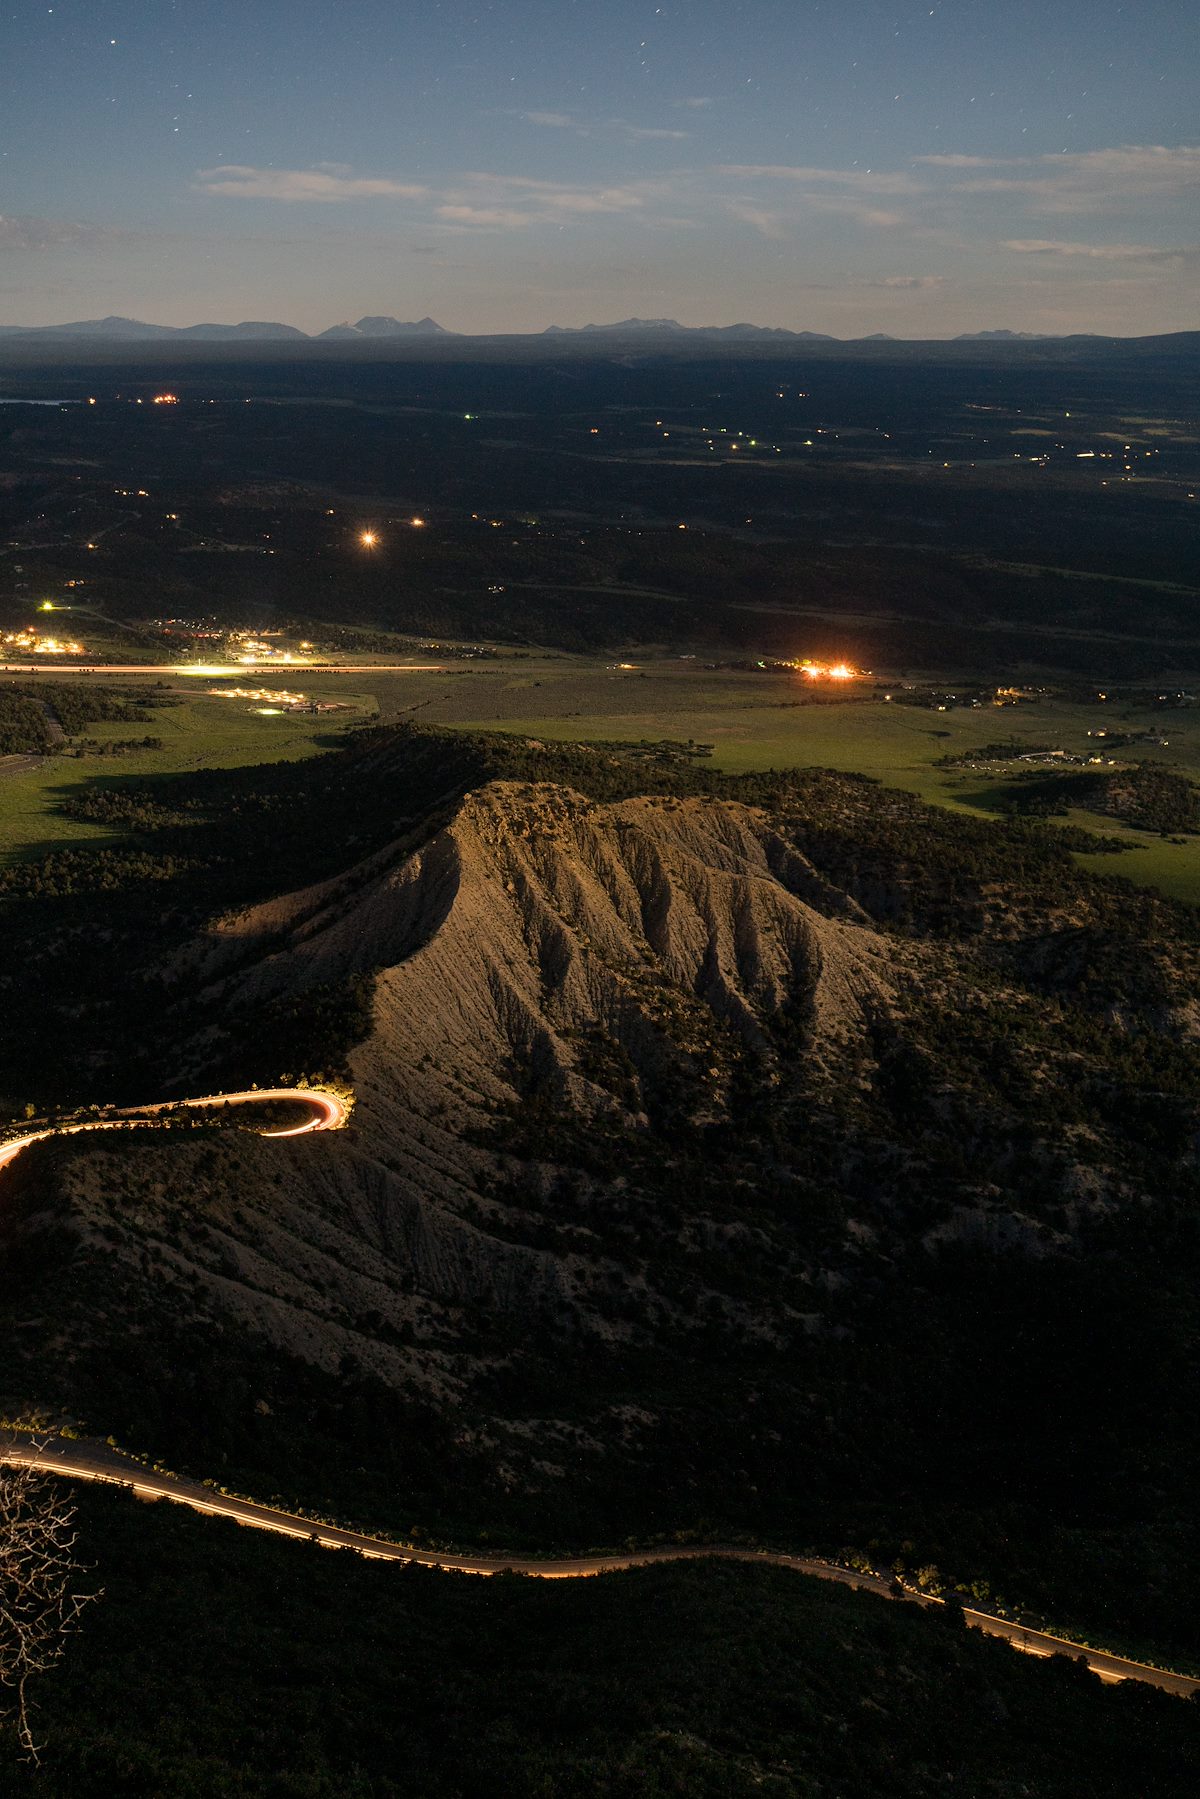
top-left (796, 659), bottom-right (858, 681)
top-left (2, 629), bottom-right (85, 655)
top-left (209, 686), bottom-right (306, 707)
top-left (224, 630), bottom-right (308, 665)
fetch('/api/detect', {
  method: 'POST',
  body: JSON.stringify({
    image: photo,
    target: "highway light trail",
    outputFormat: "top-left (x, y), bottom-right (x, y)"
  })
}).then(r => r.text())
top-left (1, 1083), bottom-right (1195, 1702)
top-left (0, 1087), bottom-right (348, 1175)
top-left (0, 1434), bottom-right (1195, 1698)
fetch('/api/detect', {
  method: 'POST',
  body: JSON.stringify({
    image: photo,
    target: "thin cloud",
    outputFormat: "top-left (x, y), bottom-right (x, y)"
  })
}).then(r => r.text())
top-left (809, 274), bottom-right (947, 291)
top-left (458, 173), bottom-right (656, 213)
top-left (184, 145), bottom-right (1200, 255)
top-left (914, 154), bottom-right (1000, 169)
top-left (871, 274), bottom-right (946, 289)
top-left (726, 202), bottom-right (791, 240)
top-left (674, 96), bottom-right (715, 109)
top-left (718, 164), bottom-right (916, 232)
top-left (921, 145), bottom-right (1200, 213)
top-left (836, 206), bottom-right (906, 228)
top-left (512, 111), bottom-right (576, 129)
top-left (194, 160), bottom-right (682, 234)
top-left (0, 213), bottom-right (133, 250)
top-left (194, 166), bottom-right (428, 202)
top-left (436, 205), bottom-right (537, 229)
top-left (718, 164), bottom-right (923, 195)
top-left (509, 110), bottom-right (689, 142)
top-left (727, 145), bottom-right (1200, 235)
top-left (431, 174), bottom-right (660, 230)
top-left (1005, 237), bottom-right (1198, 262)
top-left (758, 194), bottom-right (907, 229)
top-left (609, 121), bottom-right (691, 141)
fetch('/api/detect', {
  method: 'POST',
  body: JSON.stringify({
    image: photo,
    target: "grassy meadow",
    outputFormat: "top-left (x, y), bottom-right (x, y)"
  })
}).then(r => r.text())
top-left (0, 678), bottom-right (376, 859)
top-left (3, 655), bottom-right (1200, 903)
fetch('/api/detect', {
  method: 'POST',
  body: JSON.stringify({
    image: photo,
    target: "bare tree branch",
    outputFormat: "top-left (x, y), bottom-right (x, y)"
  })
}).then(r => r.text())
top-left (0, 1451), bottom-right (100, 1763)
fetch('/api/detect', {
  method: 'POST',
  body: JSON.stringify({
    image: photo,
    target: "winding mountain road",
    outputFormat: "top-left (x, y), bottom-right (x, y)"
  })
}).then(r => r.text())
top-left (1, 1092), bottom-right (1196, 1701)
top-left (0, 1086), bottom-right (347, 1175)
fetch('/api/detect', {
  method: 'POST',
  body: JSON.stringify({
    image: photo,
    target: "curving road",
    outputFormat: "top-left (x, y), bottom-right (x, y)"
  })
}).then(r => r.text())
top-left (1, 1089), bottom-right (1196, 1700)
top-left (0, 1086), bottom-right (347, 1175)
top-left (1, 1436), bottom-right (1195, 1698)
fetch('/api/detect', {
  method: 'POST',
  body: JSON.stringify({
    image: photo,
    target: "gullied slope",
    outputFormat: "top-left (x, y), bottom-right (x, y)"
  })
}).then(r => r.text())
top-left (112, 785), bottom-right (895, 1375)
top-left (202, 780), bottom-right (890, 1124)
top-left (5, 784), bottom-right (900, 1413)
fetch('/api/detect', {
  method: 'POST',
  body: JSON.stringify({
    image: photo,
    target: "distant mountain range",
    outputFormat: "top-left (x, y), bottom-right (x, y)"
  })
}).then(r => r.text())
top-left (954, 329), bottom-right (1048, 341)
top-left (541, 318), bottom-right (836, 341)
top-left (317, 316), bottom-right (450, 340)
top-left (0, 313), bottom-right (905, 344)
top-left (0, 314), bottom-right (454, 342)
top-left (0, 314), bottom-right (1191, 353)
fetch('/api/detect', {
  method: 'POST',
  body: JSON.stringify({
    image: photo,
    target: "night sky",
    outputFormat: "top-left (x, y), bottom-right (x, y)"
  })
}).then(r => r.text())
top-left (1, 0), bottom-right (1196, 334)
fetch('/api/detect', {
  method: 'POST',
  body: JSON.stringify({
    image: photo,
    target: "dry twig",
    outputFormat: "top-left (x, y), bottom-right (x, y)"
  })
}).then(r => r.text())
top-left (0, 1452), bottom-right (100, 1762)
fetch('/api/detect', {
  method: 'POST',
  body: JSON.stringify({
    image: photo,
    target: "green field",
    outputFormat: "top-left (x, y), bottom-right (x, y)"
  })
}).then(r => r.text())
top-left (4, 657), bottom-right (1200, 904)
top-left (397, 658), bottom-right (1200, 905)
top-left (0, 680), bottom-right (377, 859)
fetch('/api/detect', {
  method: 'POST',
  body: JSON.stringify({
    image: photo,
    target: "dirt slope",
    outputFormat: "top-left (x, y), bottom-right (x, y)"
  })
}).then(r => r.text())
top-left (198, 780), bottom-right (893, 1131)
top-left (17, 783), bottom-right (903, 1401)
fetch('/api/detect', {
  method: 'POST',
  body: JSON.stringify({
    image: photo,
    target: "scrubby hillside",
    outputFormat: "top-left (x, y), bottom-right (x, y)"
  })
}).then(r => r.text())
top-left (3, 736), bottom-right (1200, 1661)
top-left (14, 1485), bottom-right (1200, 1799)
top-left (2, 780), bottom-right (907, 1469)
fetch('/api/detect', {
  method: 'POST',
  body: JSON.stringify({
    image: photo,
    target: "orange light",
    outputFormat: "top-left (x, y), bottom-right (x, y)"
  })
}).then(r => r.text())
top-left (4, 631), bottom-right (87, 655)
top-left (210, 687), bottom-right (306, 706)
top-left (359, 531), bottom-right (377, 549)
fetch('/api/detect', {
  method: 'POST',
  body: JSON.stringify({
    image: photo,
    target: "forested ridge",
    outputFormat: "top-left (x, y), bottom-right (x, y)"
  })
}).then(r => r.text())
top-left (9, 1487), bottom-right (1200, 1798)
top-left (0, 682), bottom-right (170, 754)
